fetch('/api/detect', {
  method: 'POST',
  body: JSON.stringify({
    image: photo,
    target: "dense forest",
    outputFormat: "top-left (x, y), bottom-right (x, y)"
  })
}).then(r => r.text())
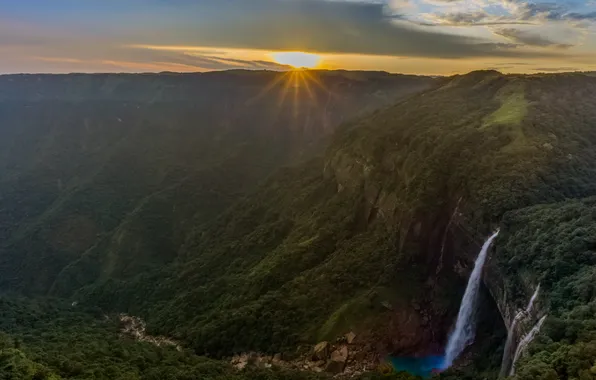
top-left (1, 70), bottom-right (596, 379)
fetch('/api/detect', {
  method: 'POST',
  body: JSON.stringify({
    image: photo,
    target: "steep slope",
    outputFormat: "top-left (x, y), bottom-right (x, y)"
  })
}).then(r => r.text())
top-left (67, 72), bottom-right (596, 372)
top-left (491, 198), bottom-right (596, 379)
top-left (0, 70), bottom-right (434, 295)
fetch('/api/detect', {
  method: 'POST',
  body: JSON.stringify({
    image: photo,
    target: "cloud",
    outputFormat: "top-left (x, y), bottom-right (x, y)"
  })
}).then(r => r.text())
top-left (124, 48), bottom-right (291, 70)
top-left (2, 0), bottom-right (594, 74)
top-left (502, 0), bottom-right (596, 22)
top-left (566, 11), bottom-right (596, 21)
top-left (494, 28), bottom-right (573, 48)
top-left (532, 67), bottom-right (580, 72)
top-left (30, 49), bottom-right (292, 73)
top-left (429, 11), bottom-right (535, 26)
top-left (424, 0), bottom-right (596, 27)
top-left (135, 0), bottom-right (562, 59)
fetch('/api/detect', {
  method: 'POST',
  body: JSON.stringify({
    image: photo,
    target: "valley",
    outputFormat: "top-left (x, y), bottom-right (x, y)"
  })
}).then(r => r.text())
top-left (1, 70), bottom-right (596, 380)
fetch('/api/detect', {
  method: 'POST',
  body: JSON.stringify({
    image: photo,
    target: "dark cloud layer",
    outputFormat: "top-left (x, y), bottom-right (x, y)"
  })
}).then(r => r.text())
top-left (124, 48), bottom-right (291, 71)
top-left (136, 0), bottom-right (560, 59)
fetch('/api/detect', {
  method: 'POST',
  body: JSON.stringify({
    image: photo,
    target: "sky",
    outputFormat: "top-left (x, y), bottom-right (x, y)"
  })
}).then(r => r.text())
top-left (1, 0), bottom-right (596, 75)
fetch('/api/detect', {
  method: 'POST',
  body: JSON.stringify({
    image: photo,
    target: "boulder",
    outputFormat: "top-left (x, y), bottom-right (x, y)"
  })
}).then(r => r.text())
top-left (325, 346), bottom-right (348, 374)
top-left (345, 331), bottom-right (357, 344)
top-left (312, 341), bottom-right (330, 361)
top-left (272, 353), bottom-right (283, 365)
top-left (233, 354), bottom-right (249, 370)
top-left (353, 350), bottom-right (367, 362)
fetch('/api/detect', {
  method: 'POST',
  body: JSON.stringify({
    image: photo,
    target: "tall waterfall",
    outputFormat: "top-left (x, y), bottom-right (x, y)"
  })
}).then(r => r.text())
top-left (441, 230), bottom-right (500, 369)
top-left (509, 315), bottom-right (547, 376)
top-left (499, 284), bottom-right (541, 377)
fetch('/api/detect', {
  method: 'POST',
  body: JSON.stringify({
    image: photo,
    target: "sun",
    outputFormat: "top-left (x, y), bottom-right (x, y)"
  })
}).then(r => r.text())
top-left (271, 52), bottom-right (321, 69)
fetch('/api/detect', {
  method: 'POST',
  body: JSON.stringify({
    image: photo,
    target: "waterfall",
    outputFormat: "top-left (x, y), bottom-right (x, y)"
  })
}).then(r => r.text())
top-left (499, 284), bottom-right (541, 377)
top-left (441, 230), bottom-right (500, 369)
top-left (509, 315), bottom-right (547, 376)
top-left (526, 284), bottom-right (540, 313)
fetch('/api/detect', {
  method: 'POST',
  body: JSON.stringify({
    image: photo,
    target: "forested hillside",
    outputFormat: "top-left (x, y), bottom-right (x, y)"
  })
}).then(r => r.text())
top-left (0, 70), bottom-right (432, 295)
top-left (1, 70), bottom-right (596, 380)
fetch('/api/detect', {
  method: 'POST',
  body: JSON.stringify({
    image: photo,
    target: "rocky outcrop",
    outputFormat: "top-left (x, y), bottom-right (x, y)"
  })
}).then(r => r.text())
top-left (326, 346), bottom-right (349, 374)
top-left (345, 332), bottom-right (357, 344)
top-left (313, 341), bottom-right (330, 361)
top-left (231, 338), bottom-right (378, 378)
top-left (119, 314), bottom-right (181, 351)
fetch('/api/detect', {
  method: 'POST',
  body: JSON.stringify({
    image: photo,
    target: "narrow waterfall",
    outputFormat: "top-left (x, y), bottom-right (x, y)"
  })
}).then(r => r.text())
top-left (526, 284), bottom-right (540, 313)
top-left (509, 315), bottom-right (547, 376)
top-left (499, 284), bottom-right (541, 377)
top-left (441, 230), bottom-right (500, 369)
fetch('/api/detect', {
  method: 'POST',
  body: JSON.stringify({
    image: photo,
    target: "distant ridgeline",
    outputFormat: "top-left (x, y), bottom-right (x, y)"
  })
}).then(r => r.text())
top-left (1, 70), bottom-right (596, 380)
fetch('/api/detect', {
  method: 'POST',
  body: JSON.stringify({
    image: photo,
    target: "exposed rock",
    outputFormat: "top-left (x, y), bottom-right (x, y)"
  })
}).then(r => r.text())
top-left (313, 341), bottom-right (330, 361)
top-left (542, 142), bottom-right (553, 150)
top-left (256, 355), bottom-right (273, 368)
top-left (272, 353), bottom-right (283, 364)
top-left (353, 350), bottom-right (366, 362)
top-left (381, 301), bottom-right (393, 310)
top-left (232, 354), bottom-right (249, 370)
top-left (326, 345), bottom-right (349, 374)
top-left (230, 340), bottom-right (379, 378)
top-left (345, 332), bottom-right (357, 344)
top-left (119, 314), bottom-right (181, 351)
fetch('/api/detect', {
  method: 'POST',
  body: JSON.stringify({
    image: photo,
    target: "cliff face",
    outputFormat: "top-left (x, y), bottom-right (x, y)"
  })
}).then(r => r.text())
top-left (321, 71), bottom-right (596, 375)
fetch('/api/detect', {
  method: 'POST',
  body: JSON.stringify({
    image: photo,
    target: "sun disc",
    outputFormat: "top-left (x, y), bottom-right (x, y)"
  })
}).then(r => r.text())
top-left (272, 52), bottom-right (321, 69)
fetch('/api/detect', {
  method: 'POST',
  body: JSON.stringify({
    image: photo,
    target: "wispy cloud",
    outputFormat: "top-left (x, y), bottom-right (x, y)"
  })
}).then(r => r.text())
top-left (493, 28), bottom-right (573, 48)
top-left (532, 67), bottom-right (580, 72)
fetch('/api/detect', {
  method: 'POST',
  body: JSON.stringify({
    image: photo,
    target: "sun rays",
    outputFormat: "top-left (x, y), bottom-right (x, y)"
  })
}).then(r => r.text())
top-left (246, 69), bottom-right (333, 112)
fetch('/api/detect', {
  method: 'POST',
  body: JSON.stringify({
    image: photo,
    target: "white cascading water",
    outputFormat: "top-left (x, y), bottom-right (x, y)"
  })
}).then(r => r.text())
top-left (526, 284), bottom-right (541, 313)
top-left (509, 315), bottom-right (547, 376)
top-left (441, 230), bottom-right (500, 369)
top-left (499, 284), bottom-right (541, 377)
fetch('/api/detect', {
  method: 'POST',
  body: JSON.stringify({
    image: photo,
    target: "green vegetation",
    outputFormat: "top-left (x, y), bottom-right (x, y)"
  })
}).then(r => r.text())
top-left (497, 198), bottom-right (596, 379)
top-left (483, 83), bottom-right (528, 127)
top-left (2, 70), bottom-right (596, 379)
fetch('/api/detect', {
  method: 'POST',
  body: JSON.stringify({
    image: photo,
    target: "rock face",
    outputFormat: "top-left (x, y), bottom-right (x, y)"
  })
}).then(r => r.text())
top-left (231, 354), bottom-right (249, 370)
top-left (345, 332), bottom-right (357, 344)
top-left (119, 314), bottom-right (181, 351)
top-left (312, 341), bottom-right (330, 361)
top-left (231, 340), bottom-right (378, 378)
top-left (326, 346), bottom-right (349, 374)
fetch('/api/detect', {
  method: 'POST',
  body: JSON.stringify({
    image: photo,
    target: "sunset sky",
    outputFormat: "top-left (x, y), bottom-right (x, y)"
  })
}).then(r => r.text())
top-left (2, 0), bottom-right (596, 75)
